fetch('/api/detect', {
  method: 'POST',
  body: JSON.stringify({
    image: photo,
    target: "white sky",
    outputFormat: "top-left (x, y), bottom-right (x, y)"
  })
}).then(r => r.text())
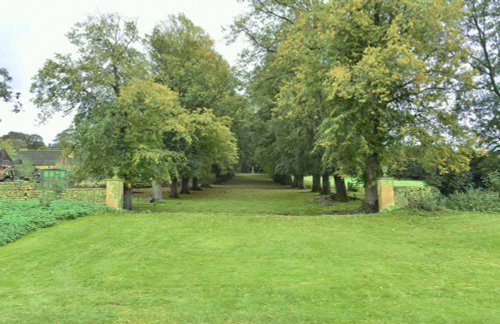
top-left (0, 0), bottom-right (248, 144)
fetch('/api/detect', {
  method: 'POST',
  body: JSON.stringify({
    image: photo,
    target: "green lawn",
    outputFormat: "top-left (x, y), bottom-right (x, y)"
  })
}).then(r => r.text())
top-left (0, 174), bottom-right (499, 322)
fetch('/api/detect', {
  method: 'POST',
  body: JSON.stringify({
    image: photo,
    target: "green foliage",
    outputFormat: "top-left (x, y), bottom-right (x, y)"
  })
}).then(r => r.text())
top-left (445, 188), bottom-right (500, 212)
top-left (397, 187), bottom-right (444, 211)
top-left (458, 0), bottom-right (500, 149)
top-left (314, 0), bottom-right (473, 199)
top-left (31, 13), bottom-right (242, 209)
top-left (31, 13), bottom-right (148, 122)
top-left (388, 160), bottom-right (428, 180)
top-left (229, 0), bottom-right (317, 63)
top-left (0, 67), bottom-right (12, 101)
top-left (423, 151), bottom-right (499, 195)
top-left (187, 109), bottom-right (239, 177)
top-left (51, 128), bottom-right (74, 150)
top-left (71, 80), bottom-right (189, 185)
top-left (0, 67), bottom-right (21, 115)
top-left (479, 152), bottom-right (500, 191)
top-left (148, 14), bottom-right (236, 113)
top-left (1, 131), bottom-right (46, 150)
top-left (235, 0), bottom-right (473, 211)
top-left (425, 171), bottom-right (473, 196)
top-left (484, 171), bottom-right (500, 192)
top-left (0, 199), bottom-right (107, 245)
top-left (148, 15), bottom-right (245, 175)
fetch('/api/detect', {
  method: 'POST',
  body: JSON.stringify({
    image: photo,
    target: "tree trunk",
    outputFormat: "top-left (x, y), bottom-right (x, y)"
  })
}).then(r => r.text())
top-left (291, 175), bottom-right (298, 188)
top-left (201, 178), bottom-right (211, 188)
top-left (312, 174), bottom-right (321, 193)
top-left (152, 180), bottom-right (163, 201)
top-left (321, 173), bottom-right (331, 195)
top-left (296, 174), bottom-right (305, 189)
top-left (191, 177), bottom-right (202, 191)
top-left (362, 155), bottom-right (380, 213)
top-left (334, 175), bottom-right (349, 202)
top-left (169, 176), bottom-right (179, 198)
top-left (123, 185), bottom-right (133, 210)
top-left (180, 177), bottom-right (191, 194)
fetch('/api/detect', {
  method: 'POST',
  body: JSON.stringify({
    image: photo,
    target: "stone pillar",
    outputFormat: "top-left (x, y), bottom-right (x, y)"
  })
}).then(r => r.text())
top-left (378, 178), bottom-right (395, 211)
top-left (106, 178), bottom-right (124, 210)
top-left (152, 180), bottom-right (163, 201)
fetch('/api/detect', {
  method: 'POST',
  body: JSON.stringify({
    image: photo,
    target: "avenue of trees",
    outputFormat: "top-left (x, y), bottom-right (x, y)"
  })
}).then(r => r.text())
top-left (31, 14), bottom-right (240, 209)
top-left (230, 0), bottom-right (498, 212)
top-left (20, 0), bottom-right (499, 211)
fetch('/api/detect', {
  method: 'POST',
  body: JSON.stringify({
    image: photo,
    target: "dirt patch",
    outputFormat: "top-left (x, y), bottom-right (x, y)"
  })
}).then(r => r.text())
top-left (310, 194), bottom-right (359, 206)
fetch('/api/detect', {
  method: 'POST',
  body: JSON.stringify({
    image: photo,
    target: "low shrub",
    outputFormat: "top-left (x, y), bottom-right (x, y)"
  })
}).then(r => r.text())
top-left (484, 171), bottom-right (500, 192)
top-left (397, 187), bottom-right (444, 211)
top-left (0, 199), bottom-right (108, 246)
top-left (445, 188), bottom-right (500, 212)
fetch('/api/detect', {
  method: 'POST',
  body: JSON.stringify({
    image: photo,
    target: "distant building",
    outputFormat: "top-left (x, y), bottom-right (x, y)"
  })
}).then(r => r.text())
top-left (18, 150), bottom-right (70, 170)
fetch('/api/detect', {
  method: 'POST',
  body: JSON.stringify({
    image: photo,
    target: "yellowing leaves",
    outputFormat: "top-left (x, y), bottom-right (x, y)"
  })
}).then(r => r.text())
top-left (328, 65), bottom-right (352, 99)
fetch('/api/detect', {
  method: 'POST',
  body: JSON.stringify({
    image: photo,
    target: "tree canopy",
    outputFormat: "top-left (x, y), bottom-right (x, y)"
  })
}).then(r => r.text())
top-left (0, 67), bottom-right (22, 116)
top-left (233, 0), bottom-right (476, 212)
top-left (31, 13), bottom-right (148, 123)
top-left (70, 80), bottom-right (190, 185)
top-left (31, 13), bottom-right (242, 208)
top-left (23, 4), bottom-right (497, 213)
top-left (1, 132), bottom-right (46, 150)
top-left (459, 0), bottom-right (499, 149)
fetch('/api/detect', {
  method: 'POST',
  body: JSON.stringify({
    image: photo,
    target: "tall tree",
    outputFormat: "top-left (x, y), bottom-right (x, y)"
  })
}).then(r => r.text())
top-left (148, 14), bottom-right (236, 114)
top-left (148, 14), bottom-right (242, 181)
top-left (71, 80), bottom-right (191, 209)
top-left (31, 13), bottom-right (148, 123)
top-left (1, 132), bottom-right (46, 150)
top-left (314, 0), bottom-right (472, 212)
top-left (51, 129), bottom-right (74, 150)
top-left (31, 13), bottom-right (149, 208)
top-left (460, 0), bottom-right (499, 149)
top-left (229, 0), bottom-right (320, 63)
top-left (272, 9), bottom-right (350, 196)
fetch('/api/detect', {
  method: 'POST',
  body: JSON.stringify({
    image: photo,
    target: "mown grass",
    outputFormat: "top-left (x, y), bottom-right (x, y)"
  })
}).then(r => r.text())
top-left (135, 174), bottom-right (362, 215)
top-left (0, 174), bottom-right (498, 323)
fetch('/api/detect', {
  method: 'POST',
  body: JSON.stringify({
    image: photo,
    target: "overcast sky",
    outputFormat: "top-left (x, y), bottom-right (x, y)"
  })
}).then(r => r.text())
top-left (0, 0), bottom-right (248, 144)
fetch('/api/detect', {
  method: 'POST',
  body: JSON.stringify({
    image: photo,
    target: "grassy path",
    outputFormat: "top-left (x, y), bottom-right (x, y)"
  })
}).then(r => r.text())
top-left (134, 173), bottom-right (362, 215)
top-left (0, 174), bottom-right (499, 322)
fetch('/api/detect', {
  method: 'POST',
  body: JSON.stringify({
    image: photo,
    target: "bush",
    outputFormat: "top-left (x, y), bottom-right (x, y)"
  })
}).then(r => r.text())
top-left (397, 187), bottom-right (444, 211)
top-left (445, 188), bottom-right (500, 212)
top-left (0, 199), bottom-right (108, 246)
top-left (425, 171), bottom-right (472, 196)
top-left (484, 171), bottom-right (500, 192)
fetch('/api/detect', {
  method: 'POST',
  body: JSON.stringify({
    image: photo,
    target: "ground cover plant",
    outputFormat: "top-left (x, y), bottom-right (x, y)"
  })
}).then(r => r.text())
top-left (0, 199), bottom-right (108, 245)
top-left (0, 175), bottom-right (499, 322)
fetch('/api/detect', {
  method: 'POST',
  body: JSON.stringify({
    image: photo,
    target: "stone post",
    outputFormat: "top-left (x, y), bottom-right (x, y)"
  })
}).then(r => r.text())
top-left (378, 178), bottom-right (395, 211)
top-left (152, 180), bottom-right (163, 201)
top-left (106, 178), bottom-right (124, 210)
